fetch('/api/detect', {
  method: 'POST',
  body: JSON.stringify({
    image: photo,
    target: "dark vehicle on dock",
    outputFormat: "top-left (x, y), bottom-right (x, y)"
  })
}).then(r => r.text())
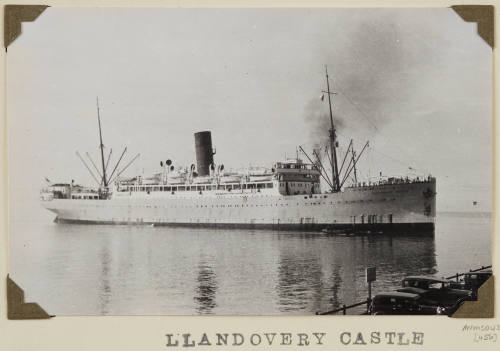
top-left (397, 276), bottom-right (472, 307)
top-left (369, 292), bottom-right (439, 315)
top-left (450, 269), bottom-right (492, 295)
top-left (436, 295), bottom-right (476, 316)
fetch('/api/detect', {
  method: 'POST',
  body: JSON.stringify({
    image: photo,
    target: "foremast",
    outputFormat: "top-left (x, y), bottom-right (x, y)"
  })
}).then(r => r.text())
top-left (96, 97), bottom-right (108, 189)
top-left (73, 98), bottom-right (140, 199)
top-left (323, 66), bottom-right (341, 192)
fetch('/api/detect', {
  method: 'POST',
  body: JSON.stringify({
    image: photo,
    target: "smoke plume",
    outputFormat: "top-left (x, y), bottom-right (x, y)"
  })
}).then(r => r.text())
top-left (304, 98), bottom-right (345, 150)
top-left (305, 12), bottom-right (432, 148)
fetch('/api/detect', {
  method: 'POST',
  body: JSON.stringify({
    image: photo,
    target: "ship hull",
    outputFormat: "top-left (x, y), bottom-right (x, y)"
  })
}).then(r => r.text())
top-left (42, 179), bottom-right (436, 234)
top-left (53, 217), bottom-right (434, 234)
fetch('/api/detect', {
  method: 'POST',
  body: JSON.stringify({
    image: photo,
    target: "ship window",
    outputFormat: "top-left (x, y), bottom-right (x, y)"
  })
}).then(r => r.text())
top-left (234, 184), bottom-right (240, 189)
top-left (266, 183), bottom-right (273, 188)
top-left (178, 186), bottom-right (185, 191)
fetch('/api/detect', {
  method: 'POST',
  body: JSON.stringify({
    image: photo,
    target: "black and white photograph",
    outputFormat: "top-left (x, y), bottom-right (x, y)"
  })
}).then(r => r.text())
top-left (7, 7), bottom-right (492, 316)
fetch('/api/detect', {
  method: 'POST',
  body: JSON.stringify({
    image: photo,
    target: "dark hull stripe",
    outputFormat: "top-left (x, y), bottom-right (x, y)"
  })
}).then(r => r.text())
top-left (54, 217), bottom-right (434, 235)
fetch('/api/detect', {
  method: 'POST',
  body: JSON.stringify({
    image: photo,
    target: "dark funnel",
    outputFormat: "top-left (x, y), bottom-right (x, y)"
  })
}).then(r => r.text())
top-left (194, 131), bottom-right (214, 176)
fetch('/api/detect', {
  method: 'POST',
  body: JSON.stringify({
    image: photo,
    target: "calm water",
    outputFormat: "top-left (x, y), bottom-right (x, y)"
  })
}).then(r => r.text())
top-left (9, 212), bottom-right (491, 315)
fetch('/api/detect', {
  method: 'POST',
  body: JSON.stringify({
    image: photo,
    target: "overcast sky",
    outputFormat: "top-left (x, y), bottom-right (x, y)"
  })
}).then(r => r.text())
top-left (8, 8), bottom-right (492, 215)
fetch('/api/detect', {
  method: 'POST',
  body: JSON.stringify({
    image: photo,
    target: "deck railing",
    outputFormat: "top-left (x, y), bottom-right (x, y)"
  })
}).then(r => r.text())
top-left (316, 298), bottom-right (370, 315)
top-left (446, 265), bottom-right (492, 282)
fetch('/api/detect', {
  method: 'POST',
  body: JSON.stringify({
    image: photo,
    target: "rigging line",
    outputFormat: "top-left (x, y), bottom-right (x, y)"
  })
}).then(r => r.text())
top-left (335, 88), bottom-right (378, 132)
top-left (108, 147), bottom-right (127, 182)
top-left (76, 151), bottom-right (100, 186)
top-left (86, 152), bottom-right (103, 180)
top-left (312, 149), bottom-right (334, 187)
top-left (341, 157), bottom-right (354, 184)
top-left (337, 130), bottom-right (423, 174)
top-left (351, 146), bottom-right (358, 183)
top-left (104, 148), bottom-right (113, 174)
top-left (109, 153), bottom-right (141, 184)
top-left (299, 146), bottom-right (333, 189)
top-left (340, 141), bottom-right (369, 188)
top-left (371, 147), bottom-right (420, 170)
top-left (338, 139), bottom-right (353, 176)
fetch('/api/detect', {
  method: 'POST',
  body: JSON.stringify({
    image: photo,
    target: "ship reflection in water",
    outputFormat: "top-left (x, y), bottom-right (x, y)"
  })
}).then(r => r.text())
top-left (275, 233), bottom-right (437, 314)
top-left (98, 241), bottom-right (112, 315)
top-left (8, 212), bottom-right (490, 315)
top-left (194, 260), bottom-right (218, 314)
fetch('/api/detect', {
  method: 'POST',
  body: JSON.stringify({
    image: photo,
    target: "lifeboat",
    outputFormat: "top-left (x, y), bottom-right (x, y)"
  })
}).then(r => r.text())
top-left (167, 171), bottom-right (186, 184)
top-left (220, 173), bottom-right (243, 183)
top-left (192, 176), bottom-right (212, 184)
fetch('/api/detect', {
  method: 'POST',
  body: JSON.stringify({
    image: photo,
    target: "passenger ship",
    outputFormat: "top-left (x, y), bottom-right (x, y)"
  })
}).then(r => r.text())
top-left (41, 70), bottom-right (436, 233)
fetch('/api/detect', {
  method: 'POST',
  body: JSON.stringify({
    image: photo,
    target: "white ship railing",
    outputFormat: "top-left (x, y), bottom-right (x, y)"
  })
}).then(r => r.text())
top-left (347, 175), bottom-right (435, 188)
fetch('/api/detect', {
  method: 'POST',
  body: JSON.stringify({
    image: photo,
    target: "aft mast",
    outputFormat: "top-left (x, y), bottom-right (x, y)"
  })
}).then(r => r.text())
top-left (324, 66), bottom-right (340, 192)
